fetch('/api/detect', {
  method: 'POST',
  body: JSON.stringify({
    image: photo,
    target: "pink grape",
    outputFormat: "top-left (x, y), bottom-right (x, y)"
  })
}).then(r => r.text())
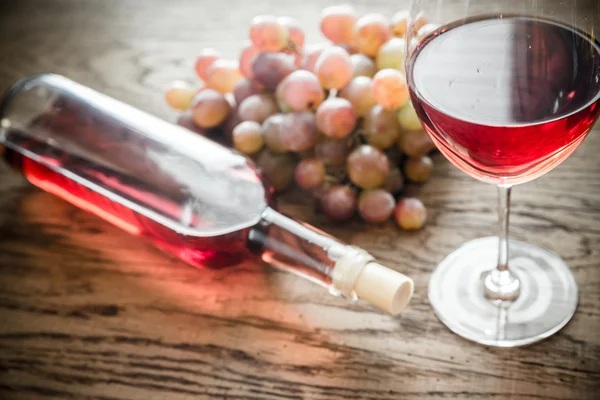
top-left (339, 76), bottom-right (376, 117)
top-left (396, 129), bottom-right (435, 157)
top-left (320, 185), bottom-right (357, 222)
top-left (354, 14), bottom-right (391, 57)
top-left (376, 37), bottom-right (406, 70)
top-left (362, 104), bottom-right (402, 149)
top-left (315, 137), bottom-right (350, 167)
top-left (350, 54), bottom-right (377, 78)
top-left (278, 16), bottom-right (304, 49)
top-left (338, 43), bottom-right (358, 55)
top-left (275, 82), bottom-right (293, 113)
top-left (395, 198), bottom-right (427, 230)
top-left (165, 81), bottom-right (197, 111)
top-left (232, 121), bottom-right (264, 154)
top-left (390, 11), bottom-right (409, 38)
top-left (372, 68), bottom-right (410, 110)
top-left (412, 12), bottom-right (429, 34)
top-left (280, 111), bottom-right (319, 151)
top-left (295, 159), bottom-right (326, 190)
top-left (191, 89), bottom-right (231, 128)
top-left (233, 78), bottom-right (263, 106)
top-left (262, 114), bottom-right (287, 153)
top-left (195, 48), bottom-right (220, 81)
top-left (347, 145), bottom-right (390, 189)
top-left (177, 111), bottom-right (208, 135)
top-left (404, 155), bottom-right (434, 183)
top-left (205, 59), bottom-right (243, 93)
top-left (320, 5), bottom-right (357, 45)
top-left (315, 97), bottom-right (357, 139)
top-left (239, 43), bottom-right (260, 79)
top-left (358, 189), bottom-right (396, 223)
top-left (281, 70), bottom-right (325, 111)
top-left (249, 15), bottom-right (289, 52)
top-left (238, 94), bottom-right (279, 124)
top-left (314, 46), bottom-right (353, 90)
top-left (383, 166), bottom-right (405, 194)
top-left (302, 43), bottom-right (329, 72)
top-left (256, 150), bottom-right (295, 192)
top-left (252, 52), bottom-right (297, 91)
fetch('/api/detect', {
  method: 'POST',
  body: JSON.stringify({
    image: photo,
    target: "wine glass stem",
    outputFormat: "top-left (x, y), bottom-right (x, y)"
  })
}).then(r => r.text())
top-left (483, 185), bottom-right (521, 303)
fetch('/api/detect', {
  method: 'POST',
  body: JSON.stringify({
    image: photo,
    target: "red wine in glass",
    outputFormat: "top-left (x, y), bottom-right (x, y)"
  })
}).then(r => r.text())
top-left (408, 16), bottom-right (600, 184)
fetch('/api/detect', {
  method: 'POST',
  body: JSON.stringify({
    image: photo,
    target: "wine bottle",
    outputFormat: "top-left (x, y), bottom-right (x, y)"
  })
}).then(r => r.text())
top-left (0, 74), bottom-right (413, 315)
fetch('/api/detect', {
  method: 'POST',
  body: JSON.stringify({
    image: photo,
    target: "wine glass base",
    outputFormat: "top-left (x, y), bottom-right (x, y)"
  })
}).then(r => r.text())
top-left (428, 237), bottom-right (578, 347)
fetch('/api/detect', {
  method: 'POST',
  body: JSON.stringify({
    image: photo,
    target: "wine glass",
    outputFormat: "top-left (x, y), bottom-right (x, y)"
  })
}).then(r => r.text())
top-left (405, 0), bottom-right (600, 346)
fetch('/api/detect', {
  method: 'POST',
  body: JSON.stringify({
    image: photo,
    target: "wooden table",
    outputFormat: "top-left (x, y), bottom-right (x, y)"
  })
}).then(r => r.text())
top-left (0, 1), bottom-right (598, 399)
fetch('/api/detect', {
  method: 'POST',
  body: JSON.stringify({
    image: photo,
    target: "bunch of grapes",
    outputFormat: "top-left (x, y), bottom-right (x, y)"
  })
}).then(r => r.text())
top-left (165, 5), bottom-right (438, 230)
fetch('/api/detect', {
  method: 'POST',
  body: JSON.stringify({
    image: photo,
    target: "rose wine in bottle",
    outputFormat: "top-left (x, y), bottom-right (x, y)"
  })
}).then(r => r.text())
top-left (0, 74), bottom-right (413, 315)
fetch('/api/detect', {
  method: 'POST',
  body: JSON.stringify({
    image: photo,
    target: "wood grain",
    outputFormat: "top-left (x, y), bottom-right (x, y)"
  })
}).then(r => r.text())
top-left (0, 0), bottom-right (599, 399)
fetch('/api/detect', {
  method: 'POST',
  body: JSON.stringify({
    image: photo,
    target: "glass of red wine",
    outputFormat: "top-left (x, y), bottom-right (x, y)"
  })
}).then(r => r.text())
top-left (405, 0), bottom-right (600, 346)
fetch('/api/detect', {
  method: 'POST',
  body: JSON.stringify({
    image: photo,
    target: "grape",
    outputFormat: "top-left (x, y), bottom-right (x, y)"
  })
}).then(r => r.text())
top-left (376, 38), bottom-right (406, 70)
top-left (177, 111), bottom-right (207, 135)
top-left (320, 185), bottom-right (357, 222)
top-left (275, 82), bottom-right (293, 113)
top-left (295, 159), bottom-right (326, 190)
top-left (233, 78), bottom-right (262, 105)
top-left (221, 105), bottom-right (242, 140)
top-left (339, 76), bottom-right (376, 117)
top-left (417, 23), bottom-right (439, 40)
top-left (239, 43), bottom-right (260, 79)
top-left (354, 14), bottom-right (391, 57)
top-left (358, 189), bottom-right (396, 223)
top-left (390, 11), bottom-right (409, 38)
top-left (262, 113), bottom-right (287, 153)
top-left (350, 54), bottom-right (377, 78)
top-left (249, 15), bottom-right (289, 52)
top-left (412, 12), bottom-right (429, 34)
top-left (404, 155), bottom-right (433, 183)
top-left (362, 104), bottom-right (401, 149)
top-left (315, 98), bottom-right (357, 139)
top-left (320, 4), bottom-right (357, 45)
top-left (238, 94), bottom-right (279, 124)
top-left (206, 59), bottom-right (243, 93)
top-left (191, 89), bottom-right (231, 128)
top-left (314, 46), bottom-right (353, 90)
top-left (397, 101), bottom-right (424, 131)
top-left (195, 48), bottom-right (220, 81)
top-left (397, 129), bottom-right (435, 157)
top-left (278, 16), bottom-right (304, 49)
top-left (315, 137), bottom-right (350, 167)
top-left (372, 69), bottom-right (410, 110)
top-left (232, 121), bottom-right (264, 154)
top-left (394, 198), bottom-right (427, 230)
top-left (280, 111), bottom-right (319, 151)
top-left (347, 145), bottom-right (390, 189)
top-left (383, 166), bottom-right (405, 193)
top-left (165, 81), bottom-right (197, 111)
top-left (252, 52), bottom-right (297, 91)
top-left (301, 42), bottom-right (329, 72)
top-left (281, 70), bottom-right (325, 111)
top-left (256, 150), bottom-right (295, 192)
top-left (338, 43), bottom-right (358, 55)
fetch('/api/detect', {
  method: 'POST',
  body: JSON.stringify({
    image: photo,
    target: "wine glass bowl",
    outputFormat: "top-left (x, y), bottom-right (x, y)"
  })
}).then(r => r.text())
top-left (405, 0), bottom-right (599, 346)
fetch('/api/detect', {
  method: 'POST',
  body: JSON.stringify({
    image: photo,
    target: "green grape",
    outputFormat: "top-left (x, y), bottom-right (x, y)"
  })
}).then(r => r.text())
top-left (238, 94), bottom-right (279, 124)
top-left (315, 97), bottom-right (357, 139)
top-left (191, 89), bottom-right (231, 128)
top-left (354, 13), bottom-right (391, 57)
top-left (320, 4), bottom-right (357, 45)
top-left (320, 185), bottom-right (357, 222)
top-left (250, 15), bottom-right (289, 51)
top-left (280, 111), bottom-right (319, 151)
top-left (232, 121), bottom-right (264, 154)
top-left (372, 68), bottom-right (410, 111)
top-left (314, 46), bottom-right (353, 90)
top-left (281, 70), bottom-right (325, 111)
top-left (404, 156), bottom-right (433, 183)
top-left (397, 101), bottom-right (423, 131)
top-left (347, 145), bottom-right (390, 189)
top-left (376, 38), bottom-right (406, 70)
top-left (362, 104), bottom-right (401, 149)
top-left (358, 189), bottom-right (396, 223)
top-left (295, 159), bottom-right (326, 190)
top-left (350, 54), bottom-right (377, 78)
top-left (395, 198), bottom-right (427, 230)
top-left (339, 76), bottom-right (376, 117)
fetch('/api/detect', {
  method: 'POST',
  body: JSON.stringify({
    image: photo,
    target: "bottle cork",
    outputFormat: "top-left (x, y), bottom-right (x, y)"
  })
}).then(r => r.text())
top-left (353, 262), bottom-right (414, 315)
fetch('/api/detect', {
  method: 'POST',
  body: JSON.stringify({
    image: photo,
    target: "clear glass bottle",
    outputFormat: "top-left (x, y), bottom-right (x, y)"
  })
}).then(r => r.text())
top-left (0, 74), bottom-right (413, 315)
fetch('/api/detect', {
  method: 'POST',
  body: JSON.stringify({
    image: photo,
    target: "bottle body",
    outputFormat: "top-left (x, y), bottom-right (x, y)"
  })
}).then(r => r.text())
top-left (1, 75), bottom-right (413, 314)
